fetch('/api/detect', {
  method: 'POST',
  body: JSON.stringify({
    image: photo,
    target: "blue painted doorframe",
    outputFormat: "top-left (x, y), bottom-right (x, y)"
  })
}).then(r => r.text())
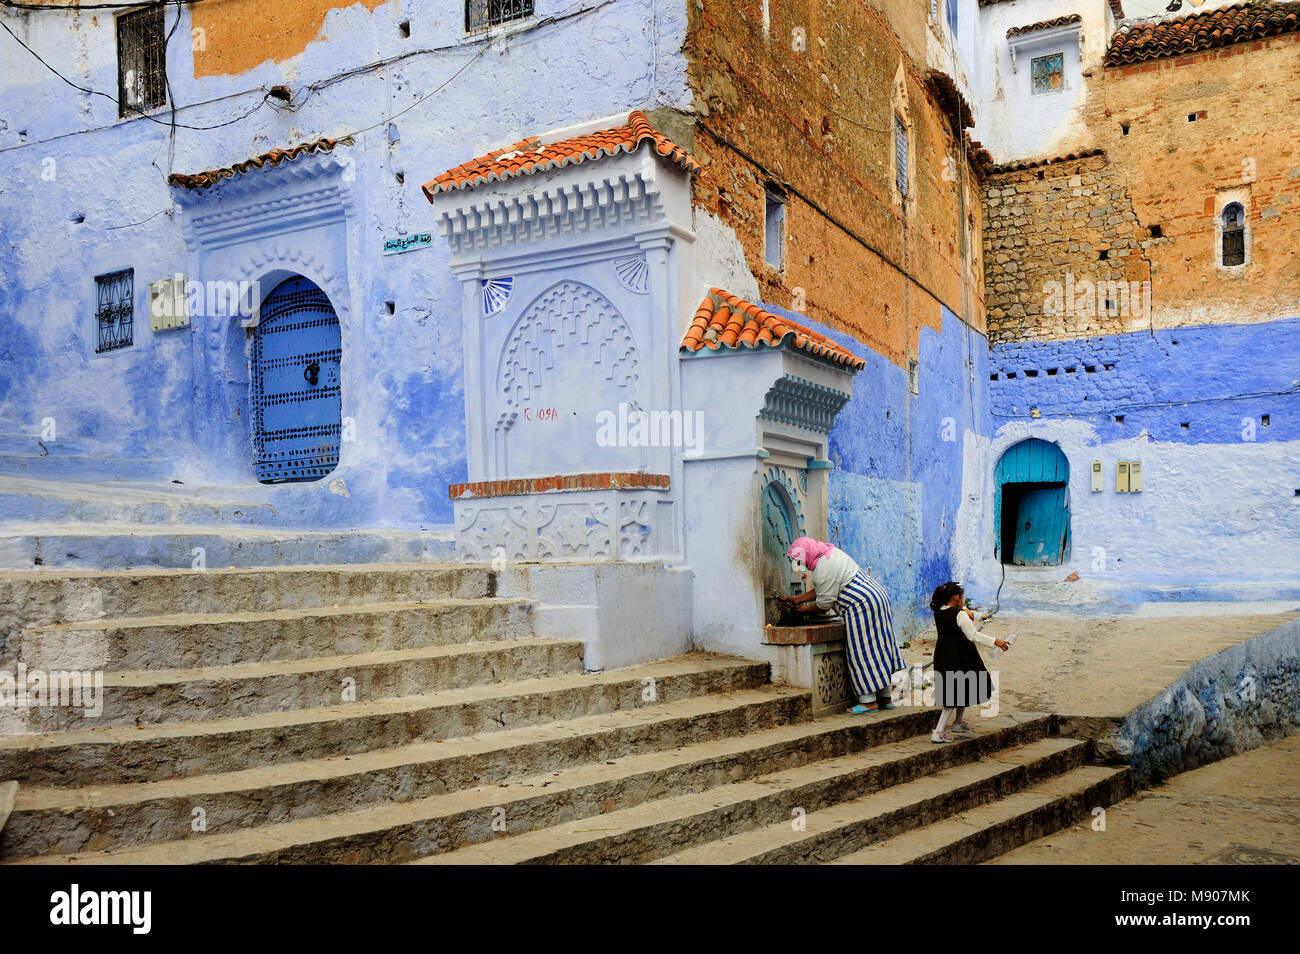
top-left (994, 438), bottom-right (1070, 565)
top-left (251, 276), bottom-right (342, 484)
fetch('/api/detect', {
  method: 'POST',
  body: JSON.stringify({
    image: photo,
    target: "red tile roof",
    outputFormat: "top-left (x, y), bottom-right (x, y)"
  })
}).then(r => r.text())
top-left (167, 137), bottom-right (353, 190)
top-left (992, 148), bottom-right (1105, 174)
top-left (1007, 14), bottom-right (1082, 38)
top-left (680, 289), bottom-right (866, 370)
top-left (423, 110), bottom-right (700, 199)
top-left (1105, 1), bottom-right (1300, 66)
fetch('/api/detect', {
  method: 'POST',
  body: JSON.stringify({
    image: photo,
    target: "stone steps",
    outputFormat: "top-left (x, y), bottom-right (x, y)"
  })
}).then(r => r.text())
top-left (52, 636), bottom-right (587, 728)
top-left (827, 764), bottom-right (1132, 865)
top-left (0, 559), bottom-right (1131, 865)
top-left (650, 736), bottom-right (1089, 864)
top-left (416, 714), bottom-right (1064, 865)
top-left (16, 598), bottom-right (534, 672)
top-left (1, 563), bottom-right (492, 628)
top-left (0, 654), bottom-right (769, 787)
top-left (2, 685), bottom-right (810, 860)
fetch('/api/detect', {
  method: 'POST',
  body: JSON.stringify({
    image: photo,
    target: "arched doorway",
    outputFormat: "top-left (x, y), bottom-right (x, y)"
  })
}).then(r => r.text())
top-left (250, 276), bottom-right (342, 484)
top-left (994, 438), bottom-right (1070, 565)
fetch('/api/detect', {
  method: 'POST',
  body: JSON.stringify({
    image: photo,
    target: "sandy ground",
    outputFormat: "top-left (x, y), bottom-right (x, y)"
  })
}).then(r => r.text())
top-left (901, 606), bottom-right (1300, 719)
top-left (987, 731), bottom-right (1300, 864)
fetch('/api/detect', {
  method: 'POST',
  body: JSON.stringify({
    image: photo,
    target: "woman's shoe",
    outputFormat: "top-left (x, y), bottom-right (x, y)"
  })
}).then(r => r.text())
top-left (930, 729), bottom-right (954, 743)
top-left (848, 703), bottom-right (879, 714)
top-left (951, 722), bottom-right (972, 734)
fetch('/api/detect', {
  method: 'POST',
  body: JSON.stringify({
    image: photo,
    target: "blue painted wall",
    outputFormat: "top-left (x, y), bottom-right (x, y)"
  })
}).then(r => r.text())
top-left (0, 0), bottom-right (689, 532)
top-left (964, 318), bottom-right (1300, 606)
top-left (759, 302), bottom-right (992, 636)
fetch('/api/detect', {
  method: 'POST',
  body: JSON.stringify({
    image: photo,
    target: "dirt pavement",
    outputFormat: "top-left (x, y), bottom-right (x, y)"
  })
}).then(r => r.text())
top-left (902, 605), bottom-right (1300, 719)
top-left (987, 731), bottom-right (1300, 864)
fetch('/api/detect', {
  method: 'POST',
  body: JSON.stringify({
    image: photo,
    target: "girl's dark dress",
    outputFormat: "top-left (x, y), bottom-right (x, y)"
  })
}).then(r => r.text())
top-left (931, 606), bottom-right (994, 707)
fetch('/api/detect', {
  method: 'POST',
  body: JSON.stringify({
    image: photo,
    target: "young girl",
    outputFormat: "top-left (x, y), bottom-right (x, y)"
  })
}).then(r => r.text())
top-left (928, 581), bottom-right (1011, 743)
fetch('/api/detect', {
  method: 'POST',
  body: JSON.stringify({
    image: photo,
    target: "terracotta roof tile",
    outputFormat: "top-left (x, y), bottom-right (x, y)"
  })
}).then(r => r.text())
top-left (423, 110), bottom-right (700, 199)
top-left (991, 148), bottom-right (1105, 174)
top-left (1007, 14), bottom-right (1082, 38)
top-left (167, 137), bottom-right (353, 190)
top-left (1105, 1), bottom-right (1300, 66)
top-left (680, 289), bottom-right (866, 371)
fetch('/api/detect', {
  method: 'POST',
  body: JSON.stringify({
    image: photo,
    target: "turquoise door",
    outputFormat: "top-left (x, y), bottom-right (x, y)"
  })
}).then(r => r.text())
top-left (1012, 485), bottom-right (1070, 565)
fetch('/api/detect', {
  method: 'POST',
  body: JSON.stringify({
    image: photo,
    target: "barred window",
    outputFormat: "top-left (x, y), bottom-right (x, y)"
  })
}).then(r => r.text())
top-left (466, 0), bottom-right (534, 32)
top-left (894, 114), bottom-right (909, 197)
top-left (1221, 202), bottom-right (1246, 267)
top-left (1030, 52), bottom-right (1064, 95)
top-left (117, 5), bottom-right (167, 117)
top-left (95, 269), bottom-right (134, 354)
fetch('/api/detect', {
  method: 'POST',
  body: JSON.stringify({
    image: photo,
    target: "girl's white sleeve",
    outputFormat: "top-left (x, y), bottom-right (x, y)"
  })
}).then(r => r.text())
top-left (956, 610), bottom-right (997, 649)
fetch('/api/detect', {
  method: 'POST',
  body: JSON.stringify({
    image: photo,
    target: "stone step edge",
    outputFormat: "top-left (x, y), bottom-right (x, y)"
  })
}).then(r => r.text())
top-left (0, 561), bottom-right (476, 583)
top-left (416, 717), bottom-right (1060, 865)
top-left (11, 708), bottom-right (1017, 865)
top-left (0, 654), bottom-right (770, 752)
top-left (92, 636), bottom-right (573, 688)
top-left (827, 764), bottom-right (1132, 865)
top-left (23, 597), bottom-right (529, 634)
top-left (10, 686), bottom-right (813, 817)
top-left (649, 736), bottom-right (1088, 865)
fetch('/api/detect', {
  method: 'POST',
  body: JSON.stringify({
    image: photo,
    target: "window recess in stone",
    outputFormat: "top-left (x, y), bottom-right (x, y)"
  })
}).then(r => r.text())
top-left (466, 0), bottom-right (533, 32)
top-left (94, 268), bottom-right (134, 354)
top-left (117, 4), bottom-right (166, 117)
top-left (1222, 203), bottom-right (1246, 267)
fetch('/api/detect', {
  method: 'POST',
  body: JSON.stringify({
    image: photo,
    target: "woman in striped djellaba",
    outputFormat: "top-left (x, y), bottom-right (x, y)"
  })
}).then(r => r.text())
top-left (781, 536), bottom-right (904, 713)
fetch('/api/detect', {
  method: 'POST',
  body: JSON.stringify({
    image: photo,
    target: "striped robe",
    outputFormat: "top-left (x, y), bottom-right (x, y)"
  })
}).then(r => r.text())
top-left (835, 572), bottom-right (905, 698)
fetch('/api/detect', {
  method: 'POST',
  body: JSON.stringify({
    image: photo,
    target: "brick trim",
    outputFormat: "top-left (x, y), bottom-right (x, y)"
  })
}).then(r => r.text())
top-left (449, 472), bottom-right (671, 499)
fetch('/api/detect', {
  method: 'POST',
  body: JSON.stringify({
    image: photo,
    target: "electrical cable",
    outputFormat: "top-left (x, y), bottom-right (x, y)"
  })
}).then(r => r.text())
top-left (0, 19), bottom-right (275, 130)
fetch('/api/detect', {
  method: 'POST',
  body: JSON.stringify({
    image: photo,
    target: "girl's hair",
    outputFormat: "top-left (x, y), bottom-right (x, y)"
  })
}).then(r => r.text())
top-left (929, 581), bottom-right (964, 612)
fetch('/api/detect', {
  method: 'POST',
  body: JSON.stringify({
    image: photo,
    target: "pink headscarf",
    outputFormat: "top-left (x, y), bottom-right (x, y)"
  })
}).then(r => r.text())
top-left (786, 536), bottom-right (834, 570)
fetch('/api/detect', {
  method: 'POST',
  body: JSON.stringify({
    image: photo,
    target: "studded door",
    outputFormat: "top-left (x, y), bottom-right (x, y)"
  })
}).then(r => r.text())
top-left (251, 276), bottom-right (342, 483)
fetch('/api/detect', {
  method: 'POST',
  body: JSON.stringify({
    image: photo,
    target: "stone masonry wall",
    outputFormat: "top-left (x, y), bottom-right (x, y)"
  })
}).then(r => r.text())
top-left (1114, 616), bottom-right (1300, 787)
top-left (983, 153), bottom-right (1152, 345)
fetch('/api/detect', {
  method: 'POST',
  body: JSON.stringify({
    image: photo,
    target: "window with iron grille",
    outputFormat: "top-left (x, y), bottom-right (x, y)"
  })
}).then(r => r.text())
top-left (894, 114), bottom-right (909, 197)
top-left (466, 0), bottom-right (534, 31)
top-left (117, 5), bottom-right (167, 117)
top-left (1221, 203), bottom-right (1246, 267)
top-left (95, 269), bottom-right (134, 354)
top-left (1030, 52), bottom-right (1064, 95)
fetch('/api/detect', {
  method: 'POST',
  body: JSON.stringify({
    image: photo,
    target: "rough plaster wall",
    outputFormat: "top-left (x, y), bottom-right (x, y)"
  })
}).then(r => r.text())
top-left (1117, 616), bottom-right (1300, 787)
top-left (765, 301), bottom-right (990, 637)
top-left (0, 0), bottom-right (689, 531)
top-left (685, 0), bottom-right (986, 369)
top-left (953, 318), bottom-right (1300, 603)
top-left (1086, 33), bottom-right (1300, 329)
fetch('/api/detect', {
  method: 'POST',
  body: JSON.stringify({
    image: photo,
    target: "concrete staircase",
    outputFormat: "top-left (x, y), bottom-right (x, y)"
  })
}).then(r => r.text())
top-left (0, 563), bottom-right (1130, 864)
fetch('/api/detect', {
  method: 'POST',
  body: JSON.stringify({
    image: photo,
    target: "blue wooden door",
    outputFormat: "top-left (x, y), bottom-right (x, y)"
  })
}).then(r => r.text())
top-left (251, 277), bottom-right (342, 483)
top-left (1012, 486), bottom-right (1070, 565)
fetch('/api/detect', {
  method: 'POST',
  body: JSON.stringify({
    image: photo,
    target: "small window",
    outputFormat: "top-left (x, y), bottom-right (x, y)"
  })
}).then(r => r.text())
top-left (894, 114), bottom-right (909, 197)
top-left (1221, 202), bottom-right (1246, 267)
top-left (764, 189), bottom-right (786, 269)
top-left (1030, 52), bottom-right (1064, 95)
top-left (465, 0), bottom-right (533, 32)
top-left (95, 269), bottom-right (135, 354)
top-left (908, 359), bottom-right (919, 395)
top-left (117, 5), bottom-right (167, 117)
